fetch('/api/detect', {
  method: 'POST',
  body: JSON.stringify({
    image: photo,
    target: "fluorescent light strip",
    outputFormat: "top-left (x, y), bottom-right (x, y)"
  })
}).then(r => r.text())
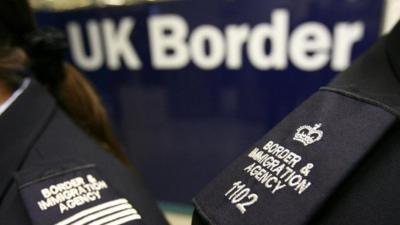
top-left (56, 199), bottom-right (128, 225)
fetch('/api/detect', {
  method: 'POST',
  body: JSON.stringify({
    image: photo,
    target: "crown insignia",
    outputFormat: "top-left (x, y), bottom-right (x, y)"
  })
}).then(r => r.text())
top-left (293, 123), bottom-right (323, 146)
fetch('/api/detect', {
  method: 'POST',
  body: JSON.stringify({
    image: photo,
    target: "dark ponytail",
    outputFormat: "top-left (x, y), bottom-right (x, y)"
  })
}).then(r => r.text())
top-left (59, 63), bottom-right (129, 164)
top-left (23, 28), bottom-right (129, 164)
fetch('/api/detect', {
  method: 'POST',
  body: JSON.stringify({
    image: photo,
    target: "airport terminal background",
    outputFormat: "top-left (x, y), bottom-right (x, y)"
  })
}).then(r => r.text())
top-left (30, 0), bottom-right (400, 224)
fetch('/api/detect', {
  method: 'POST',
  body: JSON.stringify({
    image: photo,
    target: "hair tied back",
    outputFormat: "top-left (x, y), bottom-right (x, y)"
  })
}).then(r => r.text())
top-left (25, 27), bottom-right (68, 60)
top-left (24, 27), bottom-right (68, 86)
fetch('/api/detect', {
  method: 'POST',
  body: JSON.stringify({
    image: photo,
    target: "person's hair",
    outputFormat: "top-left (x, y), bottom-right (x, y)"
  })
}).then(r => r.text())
top-left (59, 63), bottom-right (129, 164)
top-left (0, 0), bottom-right (129, 164)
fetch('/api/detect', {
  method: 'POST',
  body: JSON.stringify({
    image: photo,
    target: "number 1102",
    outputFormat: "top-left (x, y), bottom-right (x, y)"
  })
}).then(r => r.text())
top-left (225, 181), bottom-right (258, 214)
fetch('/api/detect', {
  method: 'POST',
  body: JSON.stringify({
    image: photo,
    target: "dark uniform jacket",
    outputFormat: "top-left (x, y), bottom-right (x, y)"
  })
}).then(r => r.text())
top-left (191, 22), bottom-right (400, 225)
top-left (0, 79), bottom-right (169, 225)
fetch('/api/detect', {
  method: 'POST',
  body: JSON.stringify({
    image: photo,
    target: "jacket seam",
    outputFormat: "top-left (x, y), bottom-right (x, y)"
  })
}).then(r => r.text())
top-left (319, 87), bottom-right (400, 118)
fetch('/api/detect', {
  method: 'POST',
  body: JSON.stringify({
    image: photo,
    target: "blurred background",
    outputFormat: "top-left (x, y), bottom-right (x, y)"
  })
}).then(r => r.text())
top-left (29, 0), bottom-right (400, 224)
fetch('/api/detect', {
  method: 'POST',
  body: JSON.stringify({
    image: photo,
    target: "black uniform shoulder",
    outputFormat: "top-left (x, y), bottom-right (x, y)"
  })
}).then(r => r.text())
top-left (191, 23), bottom-right (400, 225)
top-left (0, 79), bottom-right (168, 225)
top-left (322, 26), bottom-right (400, 116)
top-left (30, 107), bottom-right (168, 225)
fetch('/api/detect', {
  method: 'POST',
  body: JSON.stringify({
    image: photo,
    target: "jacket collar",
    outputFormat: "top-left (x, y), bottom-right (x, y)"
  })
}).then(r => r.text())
top-left (0, 79), bottom-right (56, 200)
top-left (323, 21), bottom-right (400, 117)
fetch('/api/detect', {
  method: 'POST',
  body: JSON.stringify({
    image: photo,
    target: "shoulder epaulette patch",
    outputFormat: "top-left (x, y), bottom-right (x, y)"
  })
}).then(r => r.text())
top-left (193, 90), bottom-right (396, 225)
top-left (15, 161), bottom-right (145, 225)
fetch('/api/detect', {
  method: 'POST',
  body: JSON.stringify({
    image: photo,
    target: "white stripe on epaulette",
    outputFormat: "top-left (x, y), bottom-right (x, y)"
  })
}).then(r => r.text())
top-left (56, 198), bottom-right (137, 225)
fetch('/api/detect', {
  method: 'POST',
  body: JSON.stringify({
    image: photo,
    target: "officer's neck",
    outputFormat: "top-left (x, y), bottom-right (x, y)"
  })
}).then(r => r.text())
top-left (0, 80), bottom-right (13, 105)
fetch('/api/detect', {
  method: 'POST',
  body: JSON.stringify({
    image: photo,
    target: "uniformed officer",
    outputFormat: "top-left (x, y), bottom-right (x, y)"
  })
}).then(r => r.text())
top-left (191, 21), bottom-right (400, 225)
top-left (0, 1), bottom-right (169, 225)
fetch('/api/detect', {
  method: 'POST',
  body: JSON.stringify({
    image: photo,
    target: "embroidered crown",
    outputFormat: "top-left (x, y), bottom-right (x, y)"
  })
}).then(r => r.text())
top-left (293, 123), bottom-right (323, 146)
